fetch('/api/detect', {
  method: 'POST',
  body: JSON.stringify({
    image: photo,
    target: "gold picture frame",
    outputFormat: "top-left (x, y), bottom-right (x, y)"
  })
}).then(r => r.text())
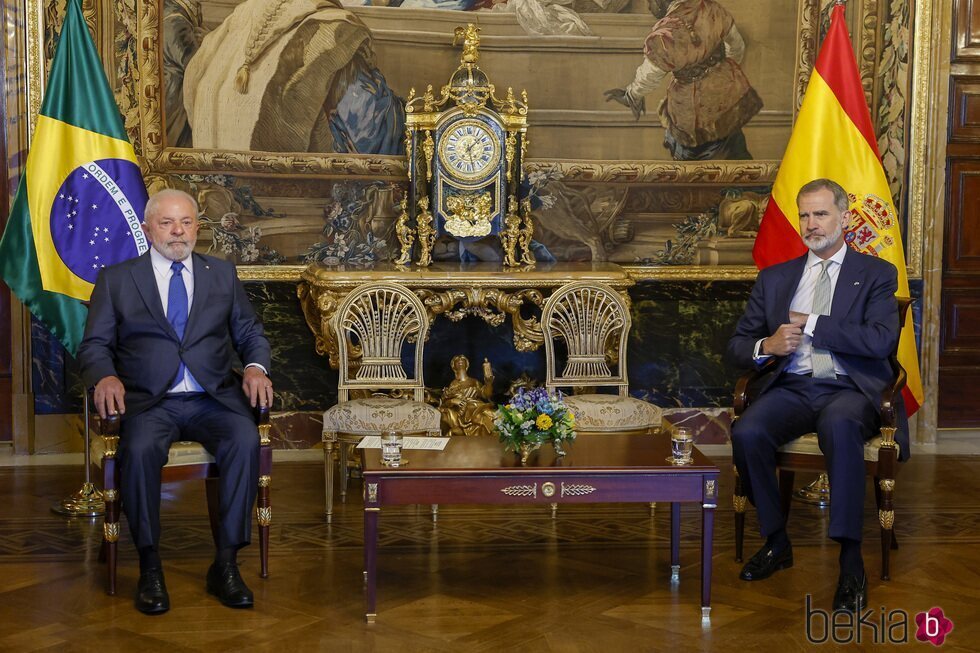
top-left (22, 0), bottom-right (920, 280)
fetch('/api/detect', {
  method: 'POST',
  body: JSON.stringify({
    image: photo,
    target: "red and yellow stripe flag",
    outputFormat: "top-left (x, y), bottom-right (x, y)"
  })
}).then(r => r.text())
top-left (752, 3), bottom-right (922, 416)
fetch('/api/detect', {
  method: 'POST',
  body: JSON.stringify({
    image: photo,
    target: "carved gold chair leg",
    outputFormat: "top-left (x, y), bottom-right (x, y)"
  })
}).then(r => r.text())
top-left (550, 502), bottom-right (558, 519)
top-left (733, 466), bottom-right (747, 563)
top-left (431, 504), bottom-right (439, 523)
top-left (257, 409), bottom-right (272, 579)
top-left (100, 419), bottom-right (121, 596)
top-left (257, 474), bottom-right (271, 578)
top-left (876, 435), bottom-right (900, 581)
top-left (649, 502), bottom-right (656, 516)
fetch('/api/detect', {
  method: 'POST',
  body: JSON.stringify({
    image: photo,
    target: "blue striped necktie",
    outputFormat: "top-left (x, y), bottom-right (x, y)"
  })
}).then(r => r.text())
top-left (168, 261), bottom-right (188, 388)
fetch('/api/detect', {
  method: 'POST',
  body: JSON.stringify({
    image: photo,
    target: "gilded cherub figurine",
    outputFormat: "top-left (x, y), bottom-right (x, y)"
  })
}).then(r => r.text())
top-left (439, 355), bottom-right (496, 438)
top-left (394, 198), bottom-right (414, 265)
top-left (453, 24), bottom-right (481, 65)
top-left (501, 196), bottom-right (521, 267)
top-left (518, 197), bottom-right (536, 265)
top-left (416, 195), bottom-right (436, 267)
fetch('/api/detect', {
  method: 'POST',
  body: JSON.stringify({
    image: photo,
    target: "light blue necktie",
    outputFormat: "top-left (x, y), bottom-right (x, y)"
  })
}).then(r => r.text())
top-left (810, 260), bottom-right (836, 379)
top-left (168, 261), bottom-right (188, 388)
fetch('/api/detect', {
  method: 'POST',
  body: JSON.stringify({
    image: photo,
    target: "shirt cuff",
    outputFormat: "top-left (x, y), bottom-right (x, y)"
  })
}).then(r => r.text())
top-left (752, 338), bottom-right (772, 362)
top-left (804, 314), bottom-right (819, 337)
top-left (245, 362), bottom-right (268, 376)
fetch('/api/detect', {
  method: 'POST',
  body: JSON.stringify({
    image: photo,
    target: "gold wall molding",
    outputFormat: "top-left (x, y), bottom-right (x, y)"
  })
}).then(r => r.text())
top-left (912, 0), bottom-right (953, 444)
top-left (622, 266), bottom-right (759, 282)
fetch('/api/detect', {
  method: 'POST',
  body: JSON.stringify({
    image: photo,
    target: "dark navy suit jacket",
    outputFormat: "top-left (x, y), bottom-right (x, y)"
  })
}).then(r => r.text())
top-left (726, 248), bottom-right (909, 460)
top-left (78, 251), bottom-right (272, 419)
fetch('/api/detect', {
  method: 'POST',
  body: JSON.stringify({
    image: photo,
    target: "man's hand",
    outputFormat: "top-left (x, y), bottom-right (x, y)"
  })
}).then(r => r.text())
top-left (789, 311), bottom-right (809, 327)
top-left (93, 376), bottom-right (126, 419)
top-left (603, 88), bottom-right (646, 121)
top-left (243, 366), bottom-right (273, 409)
top-left (763, 323), bottom-right (803, 357)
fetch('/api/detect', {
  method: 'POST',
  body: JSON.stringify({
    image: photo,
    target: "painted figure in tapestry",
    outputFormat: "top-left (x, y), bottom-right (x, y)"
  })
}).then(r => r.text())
top-left (344, 0), bottom-right (631, 35)
top-left (163, 0), bottom-right (204, 148)
top-left (605, 0), bottom-right (763, 160)
top-left (180, 0), bottom-right (405, 154)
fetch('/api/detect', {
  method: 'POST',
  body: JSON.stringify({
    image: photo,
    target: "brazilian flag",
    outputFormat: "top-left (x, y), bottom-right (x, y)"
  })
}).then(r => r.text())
top-left (0, 0), bottom-right (148, 355)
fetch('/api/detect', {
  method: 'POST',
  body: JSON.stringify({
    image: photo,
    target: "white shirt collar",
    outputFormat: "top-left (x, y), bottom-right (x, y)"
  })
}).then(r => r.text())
top-left (149, 246), bottom-right (194, 276)
top-left (805, 243), bottom-right (847, 270)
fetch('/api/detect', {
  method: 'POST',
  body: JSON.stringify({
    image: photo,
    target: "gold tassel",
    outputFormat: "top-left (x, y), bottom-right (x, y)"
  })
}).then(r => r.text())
top-left (235, 64), bottom-right (250, 94)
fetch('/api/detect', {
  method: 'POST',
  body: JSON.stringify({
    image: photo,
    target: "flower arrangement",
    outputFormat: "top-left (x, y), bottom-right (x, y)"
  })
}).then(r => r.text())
top-left (495, 387), bottom-right (576, 462)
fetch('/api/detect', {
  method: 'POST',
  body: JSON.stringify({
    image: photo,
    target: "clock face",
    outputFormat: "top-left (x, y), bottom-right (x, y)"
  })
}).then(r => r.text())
top-left (438, 120), bottom-right (501, 181)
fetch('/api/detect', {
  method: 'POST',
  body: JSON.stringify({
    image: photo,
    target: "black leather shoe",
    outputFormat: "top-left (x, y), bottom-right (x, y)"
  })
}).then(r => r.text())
top-left (135, 568), bottom-right (170, 615)
top-left (739, 544), bottom-right (794, 581)
top-left (206, 562), bottom-right (254, 608)
top-left (833, 573), bottom-right (868, 612)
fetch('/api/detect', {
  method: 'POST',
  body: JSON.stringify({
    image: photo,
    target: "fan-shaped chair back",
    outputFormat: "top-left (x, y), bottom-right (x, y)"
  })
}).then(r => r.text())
top-left (335, 282), bottom-right (429, 402)
top-left (542, 281), bottom-right (631, 395)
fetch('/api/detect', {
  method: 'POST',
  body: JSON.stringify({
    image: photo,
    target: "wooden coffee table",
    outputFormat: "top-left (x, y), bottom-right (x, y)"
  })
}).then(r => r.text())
top-left (360, 434), bottom-right (720, 623)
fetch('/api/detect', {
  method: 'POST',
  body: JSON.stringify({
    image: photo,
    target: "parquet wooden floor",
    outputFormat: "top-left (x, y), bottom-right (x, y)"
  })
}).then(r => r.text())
top-left (0, 454), bottom-right (978, 652)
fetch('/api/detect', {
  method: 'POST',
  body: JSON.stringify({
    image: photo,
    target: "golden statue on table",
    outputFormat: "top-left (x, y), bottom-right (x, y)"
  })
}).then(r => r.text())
top-left (439, 355), bottom-right (497, 438)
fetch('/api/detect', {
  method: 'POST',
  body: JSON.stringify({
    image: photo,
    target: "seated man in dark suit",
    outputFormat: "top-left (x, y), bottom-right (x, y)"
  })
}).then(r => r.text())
top-left (78, 189), bottom-right (274, 615)
top-left (726, 178), bottom-right (908, 612)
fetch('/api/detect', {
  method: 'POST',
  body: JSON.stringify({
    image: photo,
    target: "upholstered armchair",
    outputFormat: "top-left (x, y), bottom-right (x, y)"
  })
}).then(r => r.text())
top-left (321, 282), bottom-right (441, 521)
top-left (93, 404), bottom-right (271, 596)
top-left (731, 298), bottom-right (912, 580)
top-left (541, 281), bottom-right (662, 435)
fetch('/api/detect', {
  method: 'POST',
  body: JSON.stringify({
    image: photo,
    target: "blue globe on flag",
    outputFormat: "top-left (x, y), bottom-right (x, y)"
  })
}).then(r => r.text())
top-left (49, 158), bottom-right (148, 284)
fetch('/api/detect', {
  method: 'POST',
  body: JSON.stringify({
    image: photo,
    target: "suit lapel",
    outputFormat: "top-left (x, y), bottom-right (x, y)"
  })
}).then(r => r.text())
top-left (185, 253), bottom-right (211, 339)
top-left (831, 247), bottom-right (863, 318)
top-left (131, 252), bottom-right (178, 339)
top-left (775, 255), bottom-right (807, 319)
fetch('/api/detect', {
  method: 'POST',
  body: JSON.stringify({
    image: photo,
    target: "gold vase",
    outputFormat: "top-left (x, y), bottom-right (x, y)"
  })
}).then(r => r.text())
top-left (518, 442), bottom-right (540, 465)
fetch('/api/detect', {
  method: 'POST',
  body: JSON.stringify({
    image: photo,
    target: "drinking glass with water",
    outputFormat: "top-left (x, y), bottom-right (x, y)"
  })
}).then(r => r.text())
top-left (670, 427), bottom-right (694, 465)
top-left (381, 430), bottom-right (403, 467)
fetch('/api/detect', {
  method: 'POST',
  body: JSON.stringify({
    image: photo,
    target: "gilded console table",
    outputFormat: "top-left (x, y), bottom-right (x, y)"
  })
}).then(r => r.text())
top-left (297, 262), bottom-right (633, 368)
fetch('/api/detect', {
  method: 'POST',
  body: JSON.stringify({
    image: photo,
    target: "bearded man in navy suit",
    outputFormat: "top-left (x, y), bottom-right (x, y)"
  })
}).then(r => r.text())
top-left (726, 178), bottom-right (908, 613)
top-left (79, 189), bottom-right (273, 615)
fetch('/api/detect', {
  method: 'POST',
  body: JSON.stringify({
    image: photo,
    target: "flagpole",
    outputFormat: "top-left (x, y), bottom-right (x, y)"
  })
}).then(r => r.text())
top-left (51, 390), bottom-right (104, 517)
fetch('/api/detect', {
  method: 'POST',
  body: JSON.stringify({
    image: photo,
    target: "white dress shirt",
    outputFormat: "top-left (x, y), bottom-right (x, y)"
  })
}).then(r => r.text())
top-left (754, 245), bottom-right (849, 376)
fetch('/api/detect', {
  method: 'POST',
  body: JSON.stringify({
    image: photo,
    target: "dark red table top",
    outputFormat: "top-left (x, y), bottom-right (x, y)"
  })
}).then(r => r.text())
top-left (362, 434), bottom-right (718, 476)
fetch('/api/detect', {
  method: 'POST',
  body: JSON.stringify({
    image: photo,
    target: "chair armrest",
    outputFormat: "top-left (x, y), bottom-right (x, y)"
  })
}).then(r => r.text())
top-left (98, 412), bottom-right (121, 437)
top-left (733, 358), bottom-right (777, 417)
top-left (879, 360), bottom-right (907, 429)
top-left (255, 404), bottom-right (271, 427)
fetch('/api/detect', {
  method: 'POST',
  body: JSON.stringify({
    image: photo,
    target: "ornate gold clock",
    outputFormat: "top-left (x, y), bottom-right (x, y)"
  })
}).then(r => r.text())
top-left (396, 24), bottom-right (534, 267)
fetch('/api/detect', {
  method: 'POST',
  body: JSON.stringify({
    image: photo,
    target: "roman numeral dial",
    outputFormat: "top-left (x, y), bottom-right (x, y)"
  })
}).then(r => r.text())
top-left (438, 120), bottom-right (501, 181)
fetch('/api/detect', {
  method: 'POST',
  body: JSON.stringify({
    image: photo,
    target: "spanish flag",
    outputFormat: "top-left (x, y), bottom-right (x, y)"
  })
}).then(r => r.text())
top-left (0, 0), bottom-right (148, 355)
top-left (752, 3), bottom-right (923, 416)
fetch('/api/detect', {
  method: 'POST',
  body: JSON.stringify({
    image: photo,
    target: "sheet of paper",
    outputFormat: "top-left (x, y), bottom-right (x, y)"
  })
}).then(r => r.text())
top-left (356, 436), bottom-right (450, 451)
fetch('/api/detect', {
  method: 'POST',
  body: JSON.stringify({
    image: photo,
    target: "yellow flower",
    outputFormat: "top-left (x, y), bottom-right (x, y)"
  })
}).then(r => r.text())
top-left (535, 414), bottom-right (553, 430)
top-left (567, 412), bottom-right (575, 426)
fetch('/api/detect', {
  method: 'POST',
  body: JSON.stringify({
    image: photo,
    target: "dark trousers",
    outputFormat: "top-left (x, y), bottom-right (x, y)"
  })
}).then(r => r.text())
top-left (118, 393), bottom-right (259, 551)
top-left (731, 373), bottom-right (879, 542)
